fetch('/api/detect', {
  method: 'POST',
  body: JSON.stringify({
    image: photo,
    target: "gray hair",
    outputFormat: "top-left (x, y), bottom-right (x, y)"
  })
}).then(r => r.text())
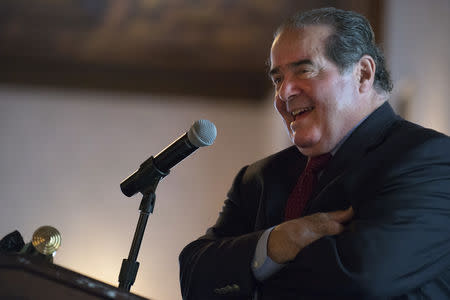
top-left (275, 7), bottom-right (393, 94)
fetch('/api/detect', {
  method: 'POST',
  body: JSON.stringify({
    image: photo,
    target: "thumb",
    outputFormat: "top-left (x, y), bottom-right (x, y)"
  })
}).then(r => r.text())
top-left (328, 206), bottom-right (354, 224)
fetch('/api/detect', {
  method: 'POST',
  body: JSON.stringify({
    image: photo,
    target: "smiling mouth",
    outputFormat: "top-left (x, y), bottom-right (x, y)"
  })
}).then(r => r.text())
top-left (291, 107), bottom-right (314, 120)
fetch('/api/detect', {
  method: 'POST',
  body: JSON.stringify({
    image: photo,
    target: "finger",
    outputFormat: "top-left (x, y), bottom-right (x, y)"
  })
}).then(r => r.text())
top-left (327, 206), bottom-right (354, 223)
top-left (313, 219), bottom-right (345, 236)
top-left (327, 222), bottom-right (345, 236)
top-left (309, 214), bottom-right (346, 236)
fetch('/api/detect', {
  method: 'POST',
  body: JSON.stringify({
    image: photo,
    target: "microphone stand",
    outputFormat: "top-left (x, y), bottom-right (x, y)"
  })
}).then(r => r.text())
top-left (118, 157), bottom-right (168, 292)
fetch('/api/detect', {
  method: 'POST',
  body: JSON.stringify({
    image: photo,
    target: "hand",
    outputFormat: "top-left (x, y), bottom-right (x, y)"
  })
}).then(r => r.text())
top-left (267, 207), bottom-right (354, 264)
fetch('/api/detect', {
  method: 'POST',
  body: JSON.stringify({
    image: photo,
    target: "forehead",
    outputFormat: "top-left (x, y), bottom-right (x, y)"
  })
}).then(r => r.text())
top-left (270, 25), bottom-right (332, 69)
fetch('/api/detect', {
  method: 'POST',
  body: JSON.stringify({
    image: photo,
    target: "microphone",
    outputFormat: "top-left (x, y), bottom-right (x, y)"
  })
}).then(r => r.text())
top-left (120, 119), bottom-right (217, 197)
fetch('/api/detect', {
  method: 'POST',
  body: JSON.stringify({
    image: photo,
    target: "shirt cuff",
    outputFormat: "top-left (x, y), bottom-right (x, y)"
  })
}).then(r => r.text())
top-left (251, 226), bottom-right (285, 281)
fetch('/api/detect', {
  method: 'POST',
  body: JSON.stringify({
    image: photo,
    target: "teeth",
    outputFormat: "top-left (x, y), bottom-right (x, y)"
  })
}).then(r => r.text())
top-left (291, 107), bottom-right (314, 117)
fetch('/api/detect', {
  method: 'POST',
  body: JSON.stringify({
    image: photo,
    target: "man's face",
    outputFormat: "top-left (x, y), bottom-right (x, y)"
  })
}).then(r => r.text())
top-left (270, 25), bottom-right (364, 157)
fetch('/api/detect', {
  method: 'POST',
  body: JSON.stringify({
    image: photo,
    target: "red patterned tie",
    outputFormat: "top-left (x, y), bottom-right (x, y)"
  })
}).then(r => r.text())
top-left (284, 153), bottom-right (332, 221)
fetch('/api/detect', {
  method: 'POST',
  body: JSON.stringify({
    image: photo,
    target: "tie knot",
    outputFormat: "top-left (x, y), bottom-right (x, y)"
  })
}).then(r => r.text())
top-left (305, 153), bottom-right (332, 173)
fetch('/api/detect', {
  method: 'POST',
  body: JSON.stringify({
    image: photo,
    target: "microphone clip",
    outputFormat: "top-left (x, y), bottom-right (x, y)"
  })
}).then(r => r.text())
top-left (120, 156), bottom-right (169, 197)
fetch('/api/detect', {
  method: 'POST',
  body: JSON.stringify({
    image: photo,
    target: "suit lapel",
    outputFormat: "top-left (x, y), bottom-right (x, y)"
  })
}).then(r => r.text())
top-left (263, 147), bottom-right (307, 228)
top-left (306, 102), bottom-right (401, 213)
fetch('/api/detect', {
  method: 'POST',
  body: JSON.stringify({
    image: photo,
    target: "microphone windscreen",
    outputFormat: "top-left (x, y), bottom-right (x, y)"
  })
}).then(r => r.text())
top-left (187, 119), bottom-right (217, 147)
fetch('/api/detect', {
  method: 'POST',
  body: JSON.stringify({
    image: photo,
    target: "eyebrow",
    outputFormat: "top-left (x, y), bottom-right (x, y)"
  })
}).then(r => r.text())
top-left (268, 59), bottom-right (314, 77)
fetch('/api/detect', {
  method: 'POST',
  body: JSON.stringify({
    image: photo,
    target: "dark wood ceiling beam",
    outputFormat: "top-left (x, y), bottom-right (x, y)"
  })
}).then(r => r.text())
top-left (0, 0), bottom-right (384, 101)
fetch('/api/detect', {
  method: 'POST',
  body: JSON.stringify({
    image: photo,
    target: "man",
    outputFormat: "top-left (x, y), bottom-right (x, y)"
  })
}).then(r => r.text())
top-left (179, 7), bottom-right (450, 299)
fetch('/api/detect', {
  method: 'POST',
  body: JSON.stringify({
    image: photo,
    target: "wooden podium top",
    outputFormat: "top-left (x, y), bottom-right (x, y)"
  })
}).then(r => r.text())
top-left (0, 254), bottom-right (150, 300)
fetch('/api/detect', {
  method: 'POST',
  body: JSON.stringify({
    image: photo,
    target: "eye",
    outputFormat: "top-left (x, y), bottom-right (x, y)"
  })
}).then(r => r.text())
top-left (297, 66), bottom-right (311, 74)
top-left (271, 76), bottom-right (282, 86)
top-left (292, 62), bottom-right (316, 77)
top-left (296, 67), bottom-right (317, 79)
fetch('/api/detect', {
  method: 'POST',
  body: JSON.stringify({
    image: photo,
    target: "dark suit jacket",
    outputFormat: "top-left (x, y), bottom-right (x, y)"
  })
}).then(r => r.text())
top-left (179, 102), bottom-right (450, 299)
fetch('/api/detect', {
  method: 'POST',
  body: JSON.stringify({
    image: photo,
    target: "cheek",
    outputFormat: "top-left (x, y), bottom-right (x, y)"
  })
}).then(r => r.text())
top-left (313, 79), bottom-right (357, 136)
top-left (274, 97), bottom-right (292, 133)
top-left (274, 97), bottom-right (286, 116)
top-left (313, 79), bottom-right (345, 112)
top-left (333, 75), bottom-right (358, 107)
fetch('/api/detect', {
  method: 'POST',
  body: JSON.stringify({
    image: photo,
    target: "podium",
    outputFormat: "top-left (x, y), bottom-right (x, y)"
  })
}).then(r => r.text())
top-left (0, 254), bottom-right (150, 300)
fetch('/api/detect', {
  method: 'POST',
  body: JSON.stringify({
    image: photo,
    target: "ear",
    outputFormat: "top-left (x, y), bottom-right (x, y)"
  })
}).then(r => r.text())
top-left (355, 55), bottom-right (376, 94)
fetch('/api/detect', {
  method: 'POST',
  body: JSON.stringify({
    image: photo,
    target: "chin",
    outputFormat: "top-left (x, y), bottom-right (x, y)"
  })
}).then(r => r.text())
top-left (291, 129), bottom-right (323, 155)
top-left (293, 139), bottom-right (324, 157)
top-left (293, 134), bottom-right (317, 148)
top-left (294, 142), bottom-right (316, 156)
top-left (296, 147), bottom-right (315, 157)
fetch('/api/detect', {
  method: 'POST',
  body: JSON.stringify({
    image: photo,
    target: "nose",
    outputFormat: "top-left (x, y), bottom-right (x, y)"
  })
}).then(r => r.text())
top-left (278, 74), bottom-right (299, 103)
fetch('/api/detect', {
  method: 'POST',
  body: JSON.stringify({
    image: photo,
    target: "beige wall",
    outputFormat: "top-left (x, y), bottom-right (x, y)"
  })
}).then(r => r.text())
top-left (385, 0), bottom-right (450, 134)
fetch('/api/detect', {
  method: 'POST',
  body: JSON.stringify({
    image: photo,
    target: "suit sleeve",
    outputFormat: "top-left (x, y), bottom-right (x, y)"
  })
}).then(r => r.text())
top-left (263, 135), bottom-right (450, 298)
top-left (179, 166), bottom-right (264, 300)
